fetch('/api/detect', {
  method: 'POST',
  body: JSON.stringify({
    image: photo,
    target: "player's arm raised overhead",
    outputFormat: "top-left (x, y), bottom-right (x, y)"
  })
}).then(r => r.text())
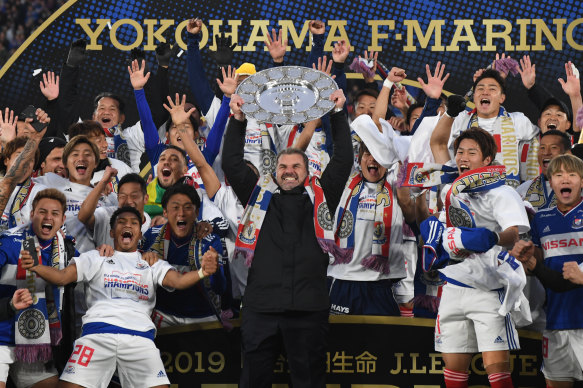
top-left (162, 247), bottom-right (219, 289)
top-left (21, 250), bottom-right (78, 286)
top-left (430, 94), bottom-right (466, 164)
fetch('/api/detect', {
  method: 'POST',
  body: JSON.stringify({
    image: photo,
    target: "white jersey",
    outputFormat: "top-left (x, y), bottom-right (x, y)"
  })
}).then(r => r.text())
top-left (111, 121), bottom-right (152, 173)
top-left (33, 173), bottom-right (118, 253)
top-left (407, 114), bottom-right (441, 163)
top-left (327, 181), bottom-right (406, 281)
top-left (438, 184), bottom-right (530, 291)
top-left (72, 250), bottom-right (175, 332)
top-left (91, 158), bottom-right (134, 189)
top-left (211, 185), bottom-right (246, 298)
top-left (93, 207), bottom-right (152, 247)
top-left (447, 110), bottom-right (538, 160)
top-left (303, 129), bottom-right (329, 178)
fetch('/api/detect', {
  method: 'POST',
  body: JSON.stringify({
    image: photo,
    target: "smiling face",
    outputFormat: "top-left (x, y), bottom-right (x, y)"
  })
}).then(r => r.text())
top-left (360, 150), bottom-right (387, 182)
top-left (40, 147), bottom-right (66, 178)
top-left (93, 97), bottom-right (125, 129)
top-left (66, 142), bottom-right (97, 185)
top-left (473, 77), bottom-right (505, 119)
top-left (30, 198), bottom-right (65, 241)
top-left (539, 135), bottom-right (567, 176)
top-left (275, 153), bottom-right (308, 191)
top-left (455, 138), bottom-right (491, 174)
top-left (117, 182), bottom-right (147, 217)
top-left (550, 166), bottom-right (583, 211)
top-left (110, 211), bottom-right (142, 252)
top-left (539, 105), bottom-right (571, 133)
top-left (87, 132), bottom-right (108, 160)
top-left (156, 148), bottom-right (187, 188)
top-left (163, 193), bottom-right (198, 239)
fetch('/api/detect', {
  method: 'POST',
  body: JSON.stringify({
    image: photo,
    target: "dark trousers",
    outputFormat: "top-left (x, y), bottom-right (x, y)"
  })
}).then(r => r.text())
top-left (239, 309), bottom-right (329, 388)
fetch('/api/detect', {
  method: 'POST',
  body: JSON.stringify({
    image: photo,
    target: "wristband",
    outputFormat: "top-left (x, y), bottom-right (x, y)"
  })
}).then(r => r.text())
top-left (383, 79), bottom-right (394, 90)
top-left (197, 268), bottom-right (205, 280)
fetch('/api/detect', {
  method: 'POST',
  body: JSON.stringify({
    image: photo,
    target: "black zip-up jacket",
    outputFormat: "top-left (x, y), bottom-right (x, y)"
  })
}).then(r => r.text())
top-left (222, 111), bottom-right (353, 312)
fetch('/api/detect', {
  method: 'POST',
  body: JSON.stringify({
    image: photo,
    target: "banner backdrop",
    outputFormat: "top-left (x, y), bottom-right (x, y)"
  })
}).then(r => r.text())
top-left (0, 0), bottom-right (582, 124)
top-left (156, 316), bottom-right (546, 387)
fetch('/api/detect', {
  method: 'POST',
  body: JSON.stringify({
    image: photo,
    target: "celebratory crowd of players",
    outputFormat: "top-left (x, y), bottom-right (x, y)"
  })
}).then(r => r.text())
top-left (0, 16), bottom-right (582, 388)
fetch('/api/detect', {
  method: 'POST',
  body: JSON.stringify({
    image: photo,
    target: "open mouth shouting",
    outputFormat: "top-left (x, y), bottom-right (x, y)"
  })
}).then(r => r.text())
top-left (101, 117), bottom-right (112, 126)
top-left (41, 223), bottom-right (53, 233)
top-left (479, 98), bottom-right (491, 110)
top-left (75, 162), bottom-right (88, 175)
top-left (545, 120), bottom-right (558, 131)
top-left (459, 163), bottom-right (470, 174)
top-left (121, 230), bottom-right (133, 244)
top-left (161, 168), bottom-right (172, 178)
top-left (542, 158), bottom-right (551, 170)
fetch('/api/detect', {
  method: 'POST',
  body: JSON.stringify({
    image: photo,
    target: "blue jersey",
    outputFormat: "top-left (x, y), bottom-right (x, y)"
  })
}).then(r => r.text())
top-left (0, 226), bottom-right (62, 345)
top-left (532, 200), bottom-right (583, 330)
top-left (142, 226), bottom-right (226, 318)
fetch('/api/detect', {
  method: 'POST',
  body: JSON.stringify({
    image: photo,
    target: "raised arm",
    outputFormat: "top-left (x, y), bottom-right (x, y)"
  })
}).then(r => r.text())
top-left (410, 62), bottom-right (450, 135)
top-left (78, 166), bottom-right (117, 230)
top-left (162, 246), bottom-right (218, 289)
top-left (221, 95), bottom-right (258, 205)
top-left (266, 28), bottom-right (288, 66)
top-left (21, 250), bottom-right (77, 286)
top-left (559, 61), bottom-right (582, 132)
top-left (430, 95), bottom-right (466, 164)
top-left (186, 18), bottom-right (216, 115)
top-left (372, 67), bottom-right (406, 130)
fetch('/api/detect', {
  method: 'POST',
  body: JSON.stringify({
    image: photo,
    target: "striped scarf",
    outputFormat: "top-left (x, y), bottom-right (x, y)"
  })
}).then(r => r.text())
top-left (445, 165), bottom-right (506, 228)
top-left (234, 174), bottom-right (334, 267)
top-left (0, 178), bottom-right (35, 232)
top-left (15, 229), bottom-right (65, 362)
top-left (524, 173), bottom-right (556, 211)
top-left (332, 171), bottom-right (394, 274)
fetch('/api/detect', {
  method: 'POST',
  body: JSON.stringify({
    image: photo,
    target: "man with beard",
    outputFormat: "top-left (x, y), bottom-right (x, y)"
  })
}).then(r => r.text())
top-left (21, 206), bottom-right (219, 388)
top-left (36, 137), bottom-right (67, 178)
top-left (223, 90), bottom-right (352, 388)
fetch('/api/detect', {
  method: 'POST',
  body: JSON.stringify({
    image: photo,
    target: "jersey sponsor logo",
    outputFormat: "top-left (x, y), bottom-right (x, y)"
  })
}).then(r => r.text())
top-left (543, 225), bottom-right (551, 233)
top-left (494, 336), bottom-right (505, 344)
top-left (106, 259), bottom-right (115, 264)
top-left (157, 370), bottom-right (167, 378)
top-left (104, 271), bottom-right (150, 300)
top-left (64, 365), bottom-right (75, 374)
top-left (64, 188), bottom-right (72, 192)
top-left (330, 304), bottom-right (349, 314)
top-left (542, 237), bottom-right (583, 251)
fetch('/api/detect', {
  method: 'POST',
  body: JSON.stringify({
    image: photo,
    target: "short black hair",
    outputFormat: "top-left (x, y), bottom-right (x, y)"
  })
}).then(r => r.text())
top-left (540, 129), bottom-right (572, 153)
top-left (473, 69), bottom-right (506, 94)
top-left (453, 127), bottom-right (497, 164)
top-left (68, 120), bottom-right (103, 138)
top-left (118, 173), bottom-right (147, 194)
top-left (161, 182), bottom-right (201, 210)
top-left (353, 88), bottom-right (379, 105)
top-left (109, 206), bottom-right (142, 229)
top-left (406, 102), bottom-right (424, 128)
top-left (93, 92), bottom-right (126, 114)
top-left (162, 144), bottom-right (188, 165)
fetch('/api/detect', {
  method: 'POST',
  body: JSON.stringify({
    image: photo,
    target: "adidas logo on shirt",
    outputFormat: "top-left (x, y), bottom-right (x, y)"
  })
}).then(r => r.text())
top-left (494, 336), bottom-right (505, 344)
top-left (157, 370), bottom-right (166, 378)
top-left (64, 188), bottom-right (73, 192)
top-left (543, 225), bottom-right (551, 233)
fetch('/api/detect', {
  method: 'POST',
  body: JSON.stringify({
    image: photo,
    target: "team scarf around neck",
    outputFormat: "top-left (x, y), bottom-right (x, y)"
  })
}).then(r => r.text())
top-left (468, 107), bottom-right (522, 187)
top-left (150, 224), bottom-right (232, 329)
top-left (402, 162), bottom-right (459, 188)
top-left (234, 174), bottom-right (335, 267)
top-left (524, 173), bottom-right (556, 211)
top-left (261, 124), bottom-right (278, 176)
top-left (15, 228), bottom-right (65, 362)
top-left (331, 171), bottom-right (394, 274)
top-left (0, 178), bottom-right (35, 232)
top-left (445, 165), bottom-right (507, 228)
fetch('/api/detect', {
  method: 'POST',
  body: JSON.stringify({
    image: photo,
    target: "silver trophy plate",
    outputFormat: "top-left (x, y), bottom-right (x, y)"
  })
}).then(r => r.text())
top-left (236, 66), bottom-right (338, 125)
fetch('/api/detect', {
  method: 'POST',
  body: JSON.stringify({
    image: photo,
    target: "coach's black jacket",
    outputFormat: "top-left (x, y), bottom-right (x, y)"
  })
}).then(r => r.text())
top-left (222, 111), bottom-right (353, 312)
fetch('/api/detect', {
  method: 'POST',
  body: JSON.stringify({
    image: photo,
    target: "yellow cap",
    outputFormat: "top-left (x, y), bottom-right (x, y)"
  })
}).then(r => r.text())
top-left (235, 63), bottom-right (256, 76)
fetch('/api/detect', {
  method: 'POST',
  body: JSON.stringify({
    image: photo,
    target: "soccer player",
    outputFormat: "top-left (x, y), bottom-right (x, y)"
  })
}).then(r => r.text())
top-left (512, 154), bottom-right (583, 387)
top-left (21, 206), bottom-right (219, 388)
top-left (430, 104), bottom-right (530, 387)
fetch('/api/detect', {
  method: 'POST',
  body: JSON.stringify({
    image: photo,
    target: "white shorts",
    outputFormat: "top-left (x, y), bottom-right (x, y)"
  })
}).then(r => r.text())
top-left (0, 345), bottom-right (57, 387)
top-left (541, 329), bottom-right (583, 382)
top-left (59, 333), bottom-right (170, 388)
top-left (151, 309), bottom-right (217, 329)
top-left (435, 284), bottom-right (520, 353)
